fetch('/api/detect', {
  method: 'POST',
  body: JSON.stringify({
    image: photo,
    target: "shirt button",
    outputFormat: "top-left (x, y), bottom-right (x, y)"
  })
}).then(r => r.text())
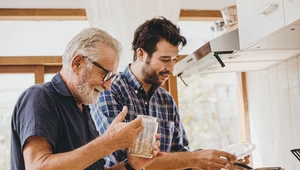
top-left (135, 90), bottom-right (138, 94)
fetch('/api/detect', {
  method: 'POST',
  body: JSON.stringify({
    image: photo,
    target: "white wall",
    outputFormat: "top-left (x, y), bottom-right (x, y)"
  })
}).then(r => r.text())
top-left (0, 21), bottom-right (89, 56)
top-left (246, 55), bottom-right (300, 169)
top-left (0, 20), bottom-right (218, 71)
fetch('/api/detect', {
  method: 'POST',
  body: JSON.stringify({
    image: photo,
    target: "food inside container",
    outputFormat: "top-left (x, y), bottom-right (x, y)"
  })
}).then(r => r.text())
top-left (128, 115), bottom-right (158, 158)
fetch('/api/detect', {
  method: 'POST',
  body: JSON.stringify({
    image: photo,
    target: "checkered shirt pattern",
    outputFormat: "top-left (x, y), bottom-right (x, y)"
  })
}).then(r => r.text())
top-left (90, 65), bottom-right (189, 167)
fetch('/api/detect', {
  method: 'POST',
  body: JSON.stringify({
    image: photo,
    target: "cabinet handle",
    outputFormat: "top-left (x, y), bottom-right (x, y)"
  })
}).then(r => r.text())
top-left (257, 3), bottom-right (278, 15)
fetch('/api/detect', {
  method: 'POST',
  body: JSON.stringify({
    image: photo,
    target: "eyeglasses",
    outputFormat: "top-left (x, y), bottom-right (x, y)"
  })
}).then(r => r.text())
top-left (83, 56), bottom-right (116, 82)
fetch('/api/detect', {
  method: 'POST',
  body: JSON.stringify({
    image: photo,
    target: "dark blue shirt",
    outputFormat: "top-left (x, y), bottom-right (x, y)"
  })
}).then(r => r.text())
top-left (10, 72), bottom-right (105, 170)
top-left (90, 65), bottom-right (189, 167)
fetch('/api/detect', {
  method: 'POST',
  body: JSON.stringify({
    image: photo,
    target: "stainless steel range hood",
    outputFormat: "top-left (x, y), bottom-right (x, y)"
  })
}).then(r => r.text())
top-left (174, 19), bottom-right (300, 78)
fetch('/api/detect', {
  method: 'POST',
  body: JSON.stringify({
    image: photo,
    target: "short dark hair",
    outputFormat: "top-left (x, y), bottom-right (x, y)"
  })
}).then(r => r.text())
top-left (132, 16), bottom-right (187, 61)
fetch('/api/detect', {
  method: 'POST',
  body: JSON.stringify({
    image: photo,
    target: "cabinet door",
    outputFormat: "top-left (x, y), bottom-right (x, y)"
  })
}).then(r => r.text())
top-left (236, 0), bottom-right (285, 49)
top-left (283, 0), bottom-right (300, 25)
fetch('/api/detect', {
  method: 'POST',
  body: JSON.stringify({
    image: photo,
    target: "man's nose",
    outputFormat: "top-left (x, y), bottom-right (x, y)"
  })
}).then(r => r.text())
top-left (165, 61), bottom-right (174, 72)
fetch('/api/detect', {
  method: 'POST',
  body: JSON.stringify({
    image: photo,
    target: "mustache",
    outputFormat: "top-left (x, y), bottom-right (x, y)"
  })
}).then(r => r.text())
top-left (159, 71), bottom-right (170, 75)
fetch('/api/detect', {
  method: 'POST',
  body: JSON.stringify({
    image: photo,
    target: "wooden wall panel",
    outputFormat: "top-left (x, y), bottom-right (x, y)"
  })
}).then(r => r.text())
top-left (0, 65), bottom-right (36, 73)
top-left (0, 56), bottom-right (62, 83)
top-left (0, 8), bottom-right (87, 20)
top-left (179, 9), bottom-right (222, 21)
top-left (34, 65), bottom-right (45, 84)
top-left (237, 72), bottom-right (251, 142)
top-left (0, 8), bottom-right (222, 21)
top-left (0, 56), bottom-right (62, 65)
top-left (45, 66), bottom-right (61, 73)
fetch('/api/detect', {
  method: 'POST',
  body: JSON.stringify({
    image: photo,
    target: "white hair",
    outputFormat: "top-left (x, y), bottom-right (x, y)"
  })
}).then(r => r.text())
top-left (62, 28), bottom-right (122, 69)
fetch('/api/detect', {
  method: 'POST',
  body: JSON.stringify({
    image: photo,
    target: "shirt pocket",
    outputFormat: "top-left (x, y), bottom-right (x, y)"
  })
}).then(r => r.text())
top-left (157, 121), bottom-right (175, 152)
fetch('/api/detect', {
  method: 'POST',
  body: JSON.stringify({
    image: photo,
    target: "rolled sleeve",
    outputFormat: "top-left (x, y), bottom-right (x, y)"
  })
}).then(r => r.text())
top-left (13, 86), bottom-right (59, 151)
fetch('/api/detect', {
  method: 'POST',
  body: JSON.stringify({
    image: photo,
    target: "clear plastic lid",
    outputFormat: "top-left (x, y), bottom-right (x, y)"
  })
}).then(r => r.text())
top-left (222, 142), bottom-right (256, 159)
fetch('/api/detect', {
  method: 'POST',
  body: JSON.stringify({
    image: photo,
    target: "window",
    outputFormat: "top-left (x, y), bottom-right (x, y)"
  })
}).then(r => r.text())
top-left (176, 20), bottom-right (240, 150)
top-left (0, 74), bottom-right (35, 170)
top-left (177, 73), bottom-right (240, 150)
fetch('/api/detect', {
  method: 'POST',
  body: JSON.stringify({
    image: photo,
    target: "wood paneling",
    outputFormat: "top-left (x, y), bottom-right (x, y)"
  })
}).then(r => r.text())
top-left (0, 8), bottom-right (222, 21)
top-left (0, 65), bottom-right (36, 73)
top-left (0, 8), bottom-right (87, 20)
top-left (0, 56), bottom-right (62, 65)
top-left (45, 66), bottom-right (61, 73)
top-left (168, 74), bottom-right (179, 107)
top-left (177, 55), bottom-right (187, 62)
top-left (237, 72), bottom-right (251, 142)
top-left (0, 56), bottom-right (62, 83)
top-left (35, 65), bottom-right (45, 84)
top-left (179, 10), bottom-right (222, 21)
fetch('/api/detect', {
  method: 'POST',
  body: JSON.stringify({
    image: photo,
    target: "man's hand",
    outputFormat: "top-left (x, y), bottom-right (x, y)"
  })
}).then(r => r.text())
top-left (127, 134), bottom-right (165, 170)
top-left (224, 155), bottom-right (251, 170)
top-left (233, 155), bottom-right (252, 170)
top-left (102, 106), bottom-right (143, 151)
top-left (193, 149), bottom-right (237, 170)
top-left (238, 155), bottom-right (250, 165)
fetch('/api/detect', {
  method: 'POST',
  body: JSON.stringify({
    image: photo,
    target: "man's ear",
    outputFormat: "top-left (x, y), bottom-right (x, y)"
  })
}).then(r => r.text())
top-left (71, 55), bottom-right (84, 73)
top-left (137, 48), bottom-right (147, 62)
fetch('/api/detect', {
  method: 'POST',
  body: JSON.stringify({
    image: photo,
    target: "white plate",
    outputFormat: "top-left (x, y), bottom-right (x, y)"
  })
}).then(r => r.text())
top-left (222, 142), bottom-right (256, 159)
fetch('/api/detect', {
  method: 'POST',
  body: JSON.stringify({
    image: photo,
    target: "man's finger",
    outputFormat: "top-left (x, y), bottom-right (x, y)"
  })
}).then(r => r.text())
top-left (218, 151), bottom-right (237, 162)
top-left (225, 162), bottom-right (235, 170)
top-left (129, 116), bottom-right (143, 128)
top-left (113, 106), bottom-right (128, 122)
top-left (217, 156), bottom-right (230, 165)
top-left (133, 120), bottom-right (143, 133)
top-left (154, 139), bottom-right (160, 148)
top-left (237, 155), bottom-right (250, 164)
top-left (155, 133), bottom-right (161, 139)
top-left (210, 162), bottom-right (228, 169)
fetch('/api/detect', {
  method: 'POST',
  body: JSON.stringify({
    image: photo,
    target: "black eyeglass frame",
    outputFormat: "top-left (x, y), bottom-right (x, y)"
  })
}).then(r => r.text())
top-left (83, 56), bottom-right (115, 82)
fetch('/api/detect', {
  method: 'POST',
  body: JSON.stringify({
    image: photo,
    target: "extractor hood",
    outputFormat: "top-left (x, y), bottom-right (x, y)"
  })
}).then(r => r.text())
top-left (174, 18), bottom-right (300, 78)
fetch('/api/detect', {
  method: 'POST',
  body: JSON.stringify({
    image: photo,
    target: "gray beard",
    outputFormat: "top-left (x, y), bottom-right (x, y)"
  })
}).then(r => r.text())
top-left (76, 71), bottom-right (103, 105)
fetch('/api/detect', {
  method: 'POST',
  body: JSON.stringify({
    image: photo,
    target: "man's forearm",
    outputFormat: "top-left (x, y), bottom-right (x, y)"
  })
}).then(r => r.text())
top-left (24, 135), bottom-right (117, 170)
top-left (50, 136), bottom-right (117, 169)
top-left (145, 152), bottom-right (194, 170)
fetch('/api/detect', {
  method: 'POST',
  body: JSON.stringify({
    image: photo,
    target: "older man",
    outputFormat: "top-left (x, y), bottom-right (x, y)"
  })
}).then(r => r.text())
top-left (10, 28), bottom-right (162, 170)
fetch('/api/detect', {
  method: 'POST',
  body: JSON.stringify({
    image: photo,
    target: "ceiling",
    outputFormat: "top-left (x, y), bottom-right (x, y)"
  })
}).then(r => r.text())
top-left (0, 0), bottom-right (236, 10)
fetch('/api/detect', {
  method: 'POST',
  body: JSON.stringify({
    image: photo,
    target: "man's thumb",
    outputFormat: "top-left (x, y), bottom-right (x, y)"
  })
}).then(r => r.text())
top-left (114, 106), bottom-right (128, 122)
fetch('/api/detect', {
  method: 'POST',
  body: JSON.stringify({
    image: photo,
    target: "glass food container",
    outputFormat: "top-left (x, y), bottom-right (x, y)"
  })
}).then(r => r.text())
top-left (129, 115), bottom-right (158, 158)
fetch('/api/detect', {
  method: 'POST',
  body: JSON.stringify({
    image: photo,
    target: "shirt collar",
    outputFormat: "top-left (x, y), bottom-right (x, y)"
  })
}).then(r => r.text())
top-left (123, 65), bottom-right (143, 91)
top-left (51, 72), bottom-right (73, 97)
top-left (123, 65), bottom-right (159, 94)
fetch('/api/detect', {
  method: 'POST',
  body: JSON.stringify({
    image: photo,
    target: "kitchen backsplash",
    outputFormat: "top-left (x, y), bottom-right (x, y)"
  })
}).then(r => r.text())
top-left (246, 55), bottom-right (300, 169)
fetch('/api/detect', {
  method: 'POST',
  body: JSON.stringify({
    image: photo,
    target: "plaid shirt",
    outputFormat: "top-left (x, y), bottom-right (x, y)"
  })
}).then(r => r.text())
top-left (90, 65), bottom-right (189, 167)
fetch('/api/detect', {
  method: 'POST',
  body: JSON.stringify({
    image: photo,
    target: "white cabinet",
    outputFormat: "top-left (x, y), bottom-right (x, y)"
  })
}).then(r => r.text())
top-left (283, 0), bottom-right (300, 25)
top-left (236, 0), bottom-right (285, 49)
